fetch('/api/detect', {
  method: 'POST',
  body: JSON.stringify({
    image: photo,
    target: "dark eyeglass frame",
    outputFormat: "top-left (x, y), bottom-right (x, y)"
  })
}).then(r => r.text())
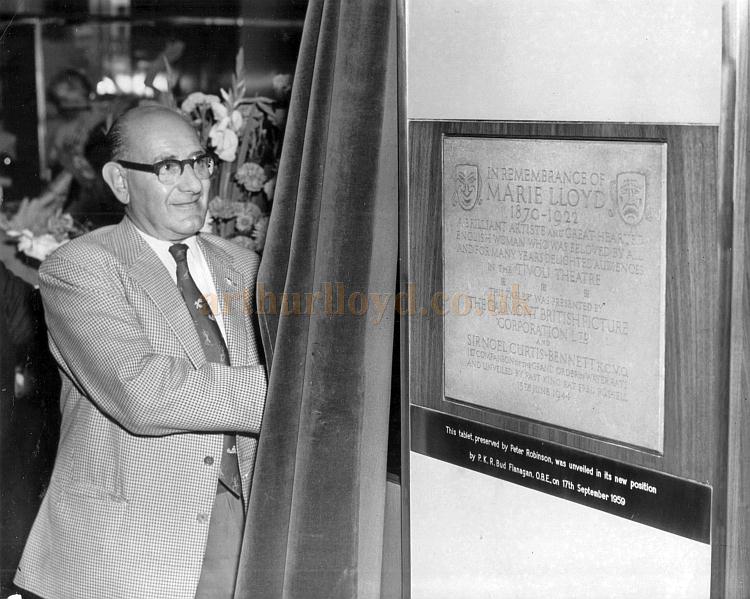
top-left (116, 153), bottom-right (216, 183)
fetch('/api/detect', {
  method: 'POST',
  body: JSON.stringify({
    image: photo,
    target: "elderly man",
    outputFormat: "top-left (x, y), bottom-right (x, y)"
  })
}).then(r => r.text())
top-left (15, 105), bottom-right (267, 599)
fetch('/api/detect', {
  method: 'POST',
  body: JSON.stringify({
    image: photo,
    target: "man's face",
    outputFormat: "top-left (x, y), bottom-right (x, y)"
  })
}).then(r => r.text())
top-left (122, 112), bottom-right (210, 241)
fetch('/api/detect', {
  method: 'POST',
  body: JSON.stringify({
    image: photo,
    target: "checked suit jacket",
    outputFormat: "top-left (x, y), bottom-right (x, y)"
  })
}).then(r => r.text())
top-left (15, 217), bottom-right (267, 599)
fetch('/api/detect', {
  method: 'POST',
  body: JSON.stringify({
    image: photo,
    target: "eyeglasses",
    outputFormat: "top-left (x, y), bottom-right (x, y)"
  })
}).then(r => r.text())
top-left (117, 153), bottom-right (216, 185)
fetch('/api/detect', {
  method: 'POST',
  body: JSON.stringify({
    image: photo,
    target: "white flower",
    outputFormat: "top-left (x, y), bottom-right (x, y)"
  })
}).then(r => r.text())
top-left (13, 230), bottom-right (66, 261)
top-left (232, 202), bottom-right (262, 232)
top-left (229, 109), bottom-right (244, 131)
top-left (234, 162), bottom-right (267, 193)
top-left (235, 212), bottom-right (256, 233)
top-left (272, 73), bottom-right (292, 97)
top-left (208, 122), bottom-right (239, 162)
top-left (236, 201), bottom-right (262, 219)
top-left (210, 103), bottom-right (243, 132)
top-left (208, 196), bottom-right (236, 219)
top-left (208, 99), bottom-right (243, 161)
top-left (211, 101), bottom-right (228, 121)
top-left (181, 92), bottom-right (220, 114)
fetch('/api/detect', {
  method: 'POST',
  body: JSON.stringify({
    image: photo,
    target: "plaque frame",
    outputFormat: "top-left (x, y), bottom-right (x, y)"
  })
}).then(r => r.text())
top-left (405, 119), bottom-right (730, 596)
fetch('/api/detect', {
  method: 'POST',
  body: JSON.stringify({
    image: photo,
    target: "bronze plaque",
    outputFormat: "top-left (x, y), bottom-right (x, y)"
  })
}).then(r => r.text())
top-left (443, 137), bottom-right (666, 452)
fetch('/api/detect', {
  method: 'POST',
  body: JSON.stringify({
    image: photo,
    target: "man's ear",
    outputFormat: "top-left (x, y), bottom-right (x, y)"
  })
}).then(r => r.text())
top-left (102, 161), bottom-right (129, 205)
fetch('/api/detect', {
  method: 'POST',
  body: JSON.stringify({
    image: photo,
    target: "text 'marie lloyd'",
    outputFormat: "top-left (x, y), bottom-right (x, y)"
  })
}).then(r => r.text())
top-left (442, 137), bottom-right (666, 452)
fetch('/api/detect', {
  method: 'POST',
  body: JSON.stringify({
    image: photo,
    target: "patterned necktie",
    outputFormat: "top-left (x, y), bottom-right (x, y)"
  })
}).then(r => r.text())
top-left (169, 243), bottom-right (242, 498)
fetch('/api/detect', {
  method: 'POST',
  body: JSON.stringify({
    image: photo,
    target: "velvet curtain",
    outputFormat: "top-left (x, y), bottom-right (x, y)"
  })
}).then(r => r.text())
top-left (234, 0), bottom-right (398, 597)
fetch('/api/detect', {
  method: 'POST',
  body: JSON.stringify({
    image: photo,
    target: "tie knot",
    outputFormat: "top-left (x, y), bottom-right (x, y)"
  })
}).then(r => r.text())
top-left (169, 243), bottom-right (189, 264)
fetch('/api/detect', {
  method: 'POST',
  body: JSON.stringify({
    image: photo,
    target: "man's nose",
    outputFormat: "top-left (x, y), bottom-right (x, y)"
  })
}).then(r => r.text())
top-left (178, 164), bottom-right (203, 193)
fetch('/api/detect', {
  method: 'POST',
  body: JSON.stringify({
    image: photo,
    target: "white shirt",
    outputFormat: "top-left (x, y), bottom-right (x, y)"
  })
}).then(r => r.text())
top-left (136, 228), bottom-right (228, 341)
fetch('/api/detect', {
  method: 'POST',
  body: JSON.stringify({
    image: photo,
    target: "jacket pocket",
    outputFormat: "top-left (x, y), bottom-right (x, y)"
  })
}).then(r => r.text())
top-left (53, 479), bottom-right (128, 548)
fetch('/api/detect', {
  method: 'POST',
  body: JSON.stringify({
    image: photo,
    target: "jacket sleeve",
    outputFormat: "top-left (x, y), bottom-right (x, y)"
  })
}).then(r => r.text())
top-left (38, 250), bottom-right (267, 437)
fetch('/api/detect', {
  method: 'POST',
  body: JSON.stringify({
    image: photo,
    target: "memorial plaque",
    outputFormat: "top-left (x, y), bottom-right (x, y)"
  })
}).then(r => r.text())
top-left (443, 137), bottom-right (666, 451)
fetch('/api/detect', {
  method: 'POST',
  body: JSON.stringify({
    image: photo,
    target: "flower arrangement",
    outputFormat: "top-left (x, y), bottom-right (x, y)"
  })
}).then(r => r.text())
top-left (179, 49), bottom-right (290, 253)
top-left (0, 172), bottom-right (89, 262)
top-left (0, 49), bottom-right (288, 264)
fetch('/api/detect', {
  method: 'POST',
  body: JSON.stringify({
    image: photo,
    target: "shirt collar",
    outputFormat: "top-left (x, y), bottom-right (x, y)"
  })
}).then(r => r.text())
top-left (134, 227), bottom-right (200, 253)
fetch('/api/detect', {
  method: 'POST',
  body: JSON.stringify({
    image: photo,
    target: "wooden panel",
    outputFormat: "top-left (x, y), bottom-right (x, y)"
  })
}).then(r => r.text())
top-left (725, 0), bottom-right (750, 595)
top-left (408, 120), bottom-right (728, 595)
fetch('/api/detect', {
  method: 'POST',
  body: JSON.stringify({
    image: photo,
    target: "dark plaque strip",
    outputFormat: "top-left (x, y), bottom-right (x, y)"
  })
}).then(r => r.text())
top-left (411, 405), bottom-right (711, 544)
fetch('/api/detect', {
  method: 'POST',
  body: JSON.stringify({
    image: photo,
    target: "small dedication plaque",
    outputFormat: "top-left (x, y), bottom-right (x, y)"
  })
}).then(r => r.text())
top-left (411, 407), bottom-right (710, 544)
top-left (443, 137), bottom-right (666, 451)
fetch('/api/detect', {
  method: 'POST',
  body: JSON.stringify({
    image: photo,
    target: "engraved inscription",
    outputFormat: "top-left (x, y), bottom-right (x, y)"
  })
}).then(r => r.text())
top-left (443, 137), bottom-right (666, 452)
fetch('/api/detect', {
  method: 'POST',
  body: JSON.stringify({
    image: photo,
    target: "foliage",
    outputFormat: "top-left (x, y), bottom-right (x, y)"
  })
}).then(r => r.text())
top-left (0, 173), bottom-right (89, 262)
top-left (179, 49), bottom-right (290, 252)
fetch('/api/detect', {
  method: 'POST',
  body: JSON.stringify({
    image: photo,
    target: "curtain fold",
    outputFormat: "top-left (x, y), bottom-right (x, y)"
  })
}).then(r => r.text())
top-left (234, 0), bottom-right (398, 597)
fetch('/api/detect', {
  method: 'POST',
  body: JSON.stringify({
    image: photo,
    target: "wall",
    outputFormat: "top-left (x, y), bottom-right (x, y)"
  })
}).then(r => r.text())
top-left (405, 0), bottom-right (722, 597)
top-left (407, 0), bottom-right (720, 124)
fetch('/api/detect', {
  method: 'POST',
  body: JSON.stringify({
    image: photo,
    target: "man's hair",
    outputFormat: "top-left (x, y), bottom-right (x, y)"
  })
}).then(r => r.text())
top-left (106, 114), bottom-right (128, 162)
top-left (105, 104), bottom-right (193, 162)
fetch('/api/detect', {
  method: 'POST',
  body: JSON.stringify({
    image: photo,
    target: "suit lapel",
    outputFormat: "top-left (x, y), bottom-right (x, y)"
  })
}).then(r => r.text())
top-left (107, 218), bottom-right (249, 368)
top-left (110, 218), bottom-right (206, 368)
